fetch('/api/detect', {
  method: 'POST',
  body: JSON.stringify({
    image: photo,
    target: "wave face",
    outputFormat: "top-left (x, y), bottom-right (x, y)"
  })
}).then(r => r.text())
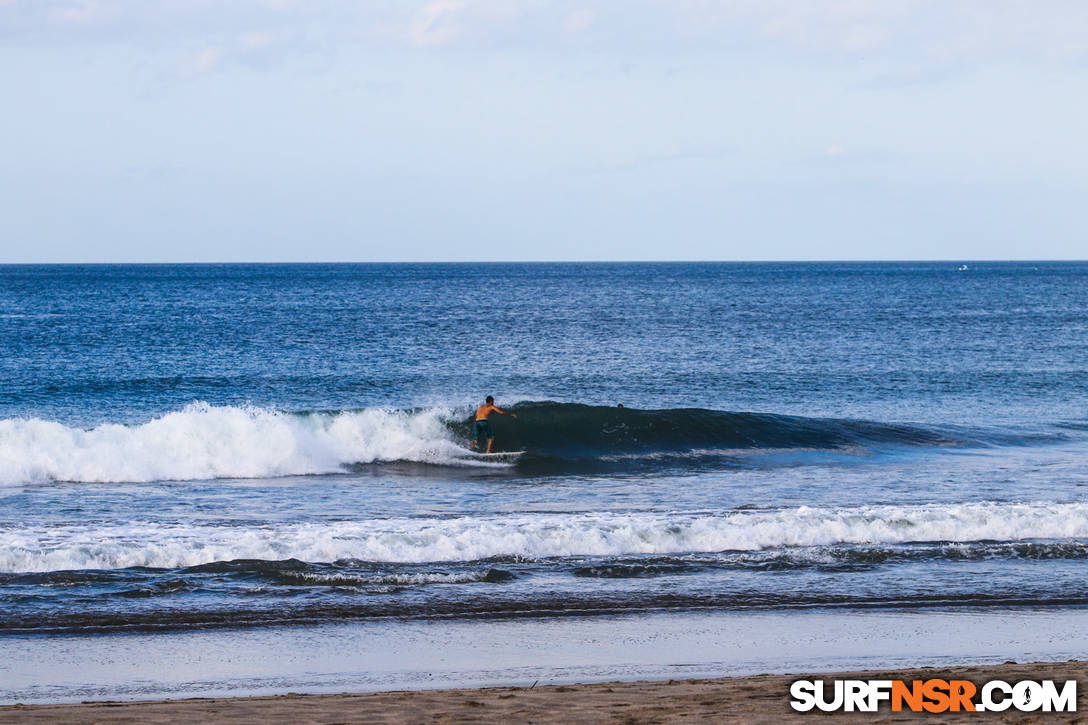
top-left (5, 502), bottom-right (1087, 573)
top-left (0, 401), bottom-right (962, 486)
top-left (488, 402), bottom-right (954, 458)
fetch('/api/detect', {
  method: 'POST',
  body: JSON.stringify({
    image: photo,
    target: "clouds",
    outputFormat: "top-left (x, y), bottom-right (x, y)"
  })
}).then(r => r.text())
top-left (4, 0), bottom-right (1080, 96)
top-left (2, 1), bottom-right (1088, 261)
top-left (180, 46), bottom-right (221, 76)
top-left (2, 1), bottom-right (1084, 65)
top-left (562, 8), bottom-right (595, 35)
top-left (238, 29), bottom-right (279, 51)
top-left (0, 0), bottom-right (1084, 104)
top-left (409, 0), bottom-right (466, 47)
top-left (46, 0), bottom-right (113, 25)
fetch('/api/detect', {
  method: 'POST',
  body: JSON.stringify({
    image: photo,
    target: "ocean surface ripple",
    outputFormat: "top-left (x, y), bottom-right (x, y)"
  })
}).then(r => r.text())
top-left (2, 262), bottom-right (1087, 633)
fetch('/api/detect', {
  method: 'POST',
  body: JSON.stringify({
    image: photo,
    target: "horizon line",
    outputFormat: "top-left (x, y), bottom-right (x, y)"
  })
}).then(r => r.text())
top-left (1, 258), bottom-right (1087, 266)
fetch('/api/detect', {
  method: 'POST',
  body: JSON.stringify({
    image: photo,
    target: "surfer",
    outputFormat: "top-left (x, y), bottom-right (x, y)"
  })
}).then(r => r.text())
top-left (470, 395), bottom-right (517, 454)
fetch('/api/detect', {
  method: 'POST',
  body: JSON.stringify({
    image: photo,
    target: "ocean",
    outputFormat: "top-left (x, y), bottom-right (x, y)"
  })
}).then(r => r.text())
top-left (2, 262), bottom-right (1088, 700)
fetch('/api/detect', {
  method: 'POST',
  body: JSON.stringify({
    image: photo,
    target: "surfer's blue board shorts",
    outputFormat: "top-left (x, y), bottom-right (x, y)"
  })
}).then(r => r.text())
top-left (473, 420), bottom-right (493, 441)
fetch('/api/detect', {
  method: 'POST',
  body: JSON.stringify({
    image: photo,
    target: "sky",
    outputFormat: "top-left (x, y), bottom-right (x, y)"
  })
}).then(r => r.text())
top-left (1, 0), bottom-right (1087, 262)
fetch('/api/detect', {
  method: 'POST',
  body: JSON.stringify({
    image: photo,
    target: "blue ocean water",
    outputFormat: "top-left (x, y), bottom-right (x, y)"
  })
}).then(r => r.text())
top-left (1, 262), bottom-right (1087, 633)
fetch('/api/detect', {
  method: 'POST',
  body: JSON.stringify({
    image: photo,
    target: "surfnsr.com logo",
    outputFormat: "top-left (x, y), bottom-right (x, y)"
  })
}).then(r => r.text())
top-left (789, 678), bottom-right (1077, 713)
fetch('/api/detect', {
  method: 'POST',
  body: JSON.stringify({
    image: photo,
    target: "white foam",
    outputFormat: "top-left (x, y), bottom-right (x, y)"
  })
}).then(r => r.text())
top-left (4, 501), bottom-right (1088, 573)
top-left (285, 571), bottom-right (496, 586)
top-left (0, 403), bottom-right (499, 485)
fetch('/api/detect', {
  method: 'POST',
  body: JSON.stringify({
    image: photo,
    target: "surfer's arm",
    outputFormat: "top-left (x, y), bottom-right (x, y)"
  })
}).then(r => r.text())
top-left (495, 406), bottom-right (517, 418)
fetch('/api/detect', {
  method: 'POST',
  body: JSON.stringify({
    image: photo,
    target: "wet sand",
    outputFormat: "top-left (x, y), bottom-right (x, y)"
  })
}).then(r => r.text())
top-left (2, 660), bottom-right (1085, 724)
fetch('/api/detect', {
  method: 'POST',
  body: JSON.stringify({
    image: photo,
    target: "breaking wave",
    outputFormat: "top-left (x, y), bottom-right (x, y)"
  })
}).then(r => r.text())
top-left (4, 501), bottom-right (1087, 573)
top-left (0, 402), bottom-right (493, 485)
top-left (0, 401), bottom-right (971, 485)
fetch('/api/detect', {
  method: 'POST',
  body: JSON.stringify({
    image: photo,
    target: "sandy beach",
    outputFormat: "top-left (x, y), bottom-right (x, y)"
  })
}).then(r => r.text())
top-left (3, 660), bottom-right (1085, 724)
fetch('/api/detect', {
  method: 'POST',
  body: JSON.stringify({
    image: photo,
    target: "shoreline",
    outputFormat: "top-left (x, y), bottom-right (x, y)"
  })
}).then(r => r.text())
top-left (3, 660), bottom-right (1086, 724)
top-left (6, 608), bottom-right (1088, 706)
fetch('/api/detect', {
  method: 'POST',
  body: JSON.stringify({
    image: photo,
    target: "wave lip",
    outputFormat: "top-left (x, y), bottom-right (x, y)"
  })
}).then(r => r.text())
top-left (4, 501), bottom-right (1088, 573)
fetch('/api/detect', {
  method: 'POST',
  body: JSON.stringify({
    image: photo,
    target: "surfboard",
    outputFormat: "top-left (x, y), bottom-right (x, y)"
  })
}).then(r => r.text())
top-left (467, 450), bottom-right (526, 460)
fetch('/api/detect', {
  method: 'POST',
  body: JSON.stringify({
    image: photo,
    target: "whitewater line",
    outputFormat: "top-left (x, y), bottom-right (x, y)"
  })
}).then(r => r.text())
top-left (3, 501), bottom-right (1087, 572)
top-left (0, 402), bottom-right (495, 485)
